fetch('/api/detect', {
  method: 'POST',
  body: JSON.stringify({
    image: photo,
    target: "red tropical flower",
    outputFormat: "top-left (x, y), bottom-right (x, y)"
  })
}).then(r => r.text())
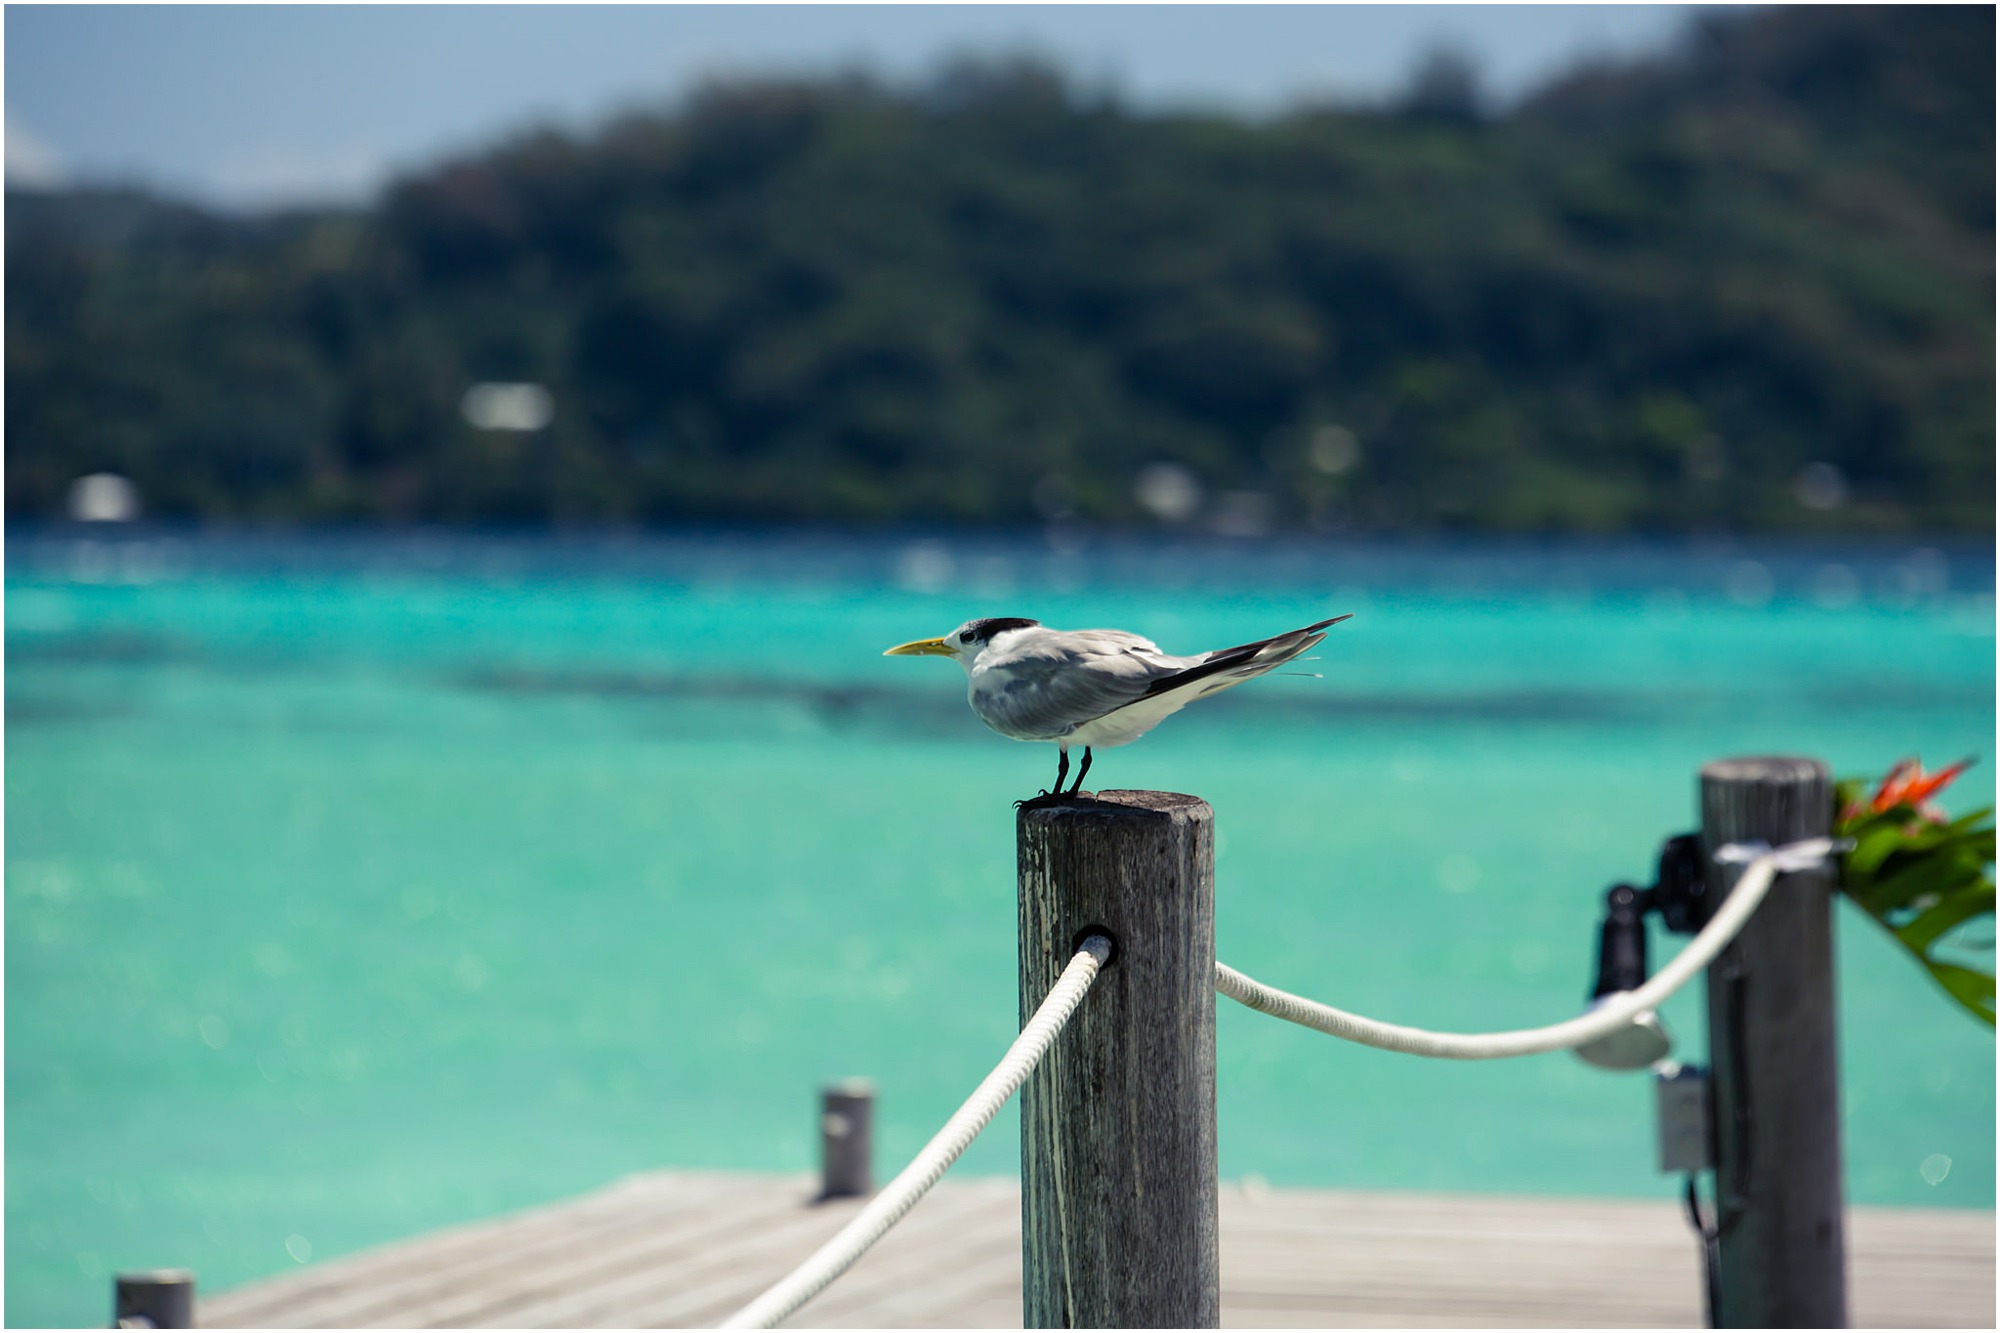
top-left (1846, 756), bottom-right (1975, 824)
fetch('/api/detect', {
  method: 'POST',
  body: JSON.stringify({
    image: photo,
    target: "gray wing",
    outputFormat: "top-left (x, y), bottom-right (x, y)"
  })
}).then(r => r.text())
top-left (969, 629), bottom-right (1197, 741)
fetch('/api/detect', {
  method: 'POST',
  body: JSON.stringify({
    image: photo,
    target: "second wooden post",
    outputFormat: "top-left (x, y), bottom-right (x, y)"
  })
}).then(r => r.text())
top-left (1700, 756), bottom-right (1848, 1327)
top-left (1017, 789), bottom-right (1220, 1329)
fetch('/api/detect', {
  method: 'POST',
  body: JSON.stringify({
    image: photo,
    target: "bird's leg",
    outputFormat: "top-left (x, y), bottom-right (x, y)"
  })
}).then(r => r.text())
top-left (1016, 748), bottom-right (1070, 809)
top-left (1067, 747), bottom-right (1093, 795)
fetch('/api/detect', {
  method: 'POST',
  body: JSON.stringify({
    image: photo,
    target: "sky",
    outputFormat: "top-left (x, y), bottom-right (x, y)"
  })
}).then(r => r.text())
top-left (5, 5), bottom-right (1713, 212)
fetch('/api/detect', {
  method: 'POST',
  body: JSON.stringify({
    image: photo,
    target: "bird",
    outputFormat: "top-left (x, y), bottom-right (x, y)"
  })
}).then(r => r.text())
top-left (884, 614), bottom-right (1351, 799)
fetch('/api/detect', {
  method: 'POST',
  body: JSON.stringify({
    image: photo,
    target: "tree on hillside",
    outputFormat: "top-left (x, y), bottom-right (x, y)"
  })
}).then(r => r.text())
top-left (5, 5), bottom-right (1992, 533)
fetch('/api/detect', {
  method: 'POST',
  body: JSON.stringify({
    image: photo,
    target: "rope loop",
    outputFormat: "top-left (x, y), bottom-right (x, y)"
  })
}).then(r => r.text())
top-left (1215, 837), bottom-right (1844, 1061)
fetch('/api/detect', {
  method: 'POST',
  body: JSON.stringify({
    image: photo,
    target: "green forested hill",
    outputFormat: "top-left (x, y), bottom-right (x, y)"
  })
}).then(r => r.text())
top-left (6, 5), bottom-right (1992, 533)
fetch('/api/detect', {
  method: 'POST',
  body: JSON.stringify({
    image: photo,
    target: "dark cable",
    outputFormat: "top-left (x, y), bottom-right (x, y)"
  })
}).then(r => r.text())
top-left (1682, 1173), bottom-right (1721, 1328)
top-left (1685, 945), bottom-right (1752, 1329)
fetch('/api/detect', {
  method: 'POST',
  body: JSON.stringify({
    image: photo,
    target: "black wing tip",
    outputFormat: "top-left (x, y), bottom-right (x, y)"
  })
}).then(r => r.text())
top-left (1199, 612), bottom-right (1352, 665)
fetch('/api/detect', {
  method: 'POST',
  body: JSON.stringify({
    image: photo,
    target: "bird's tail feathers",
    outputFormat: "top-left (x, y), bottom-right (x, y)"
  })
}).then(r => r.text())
top-left (1208, 613), bottom-right (1350, 662)
top-left (1135, 613), bottom-right (1350, 704)
top-left (1242, 617), bottom-right (1347, 668)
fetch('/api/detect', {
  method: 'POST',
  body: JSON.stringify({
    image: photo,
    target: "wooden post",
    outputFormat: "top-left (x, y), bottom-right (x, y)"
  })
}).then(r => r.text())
top-left (114, 1269), bottom-right (195, 1329)
top-left (1016, 790), bottom-right (1219, 1329)
top-left (818, 1080), bottom-right (874, 1200)
top-left (1699, 757), bottom-right (1848, 1327)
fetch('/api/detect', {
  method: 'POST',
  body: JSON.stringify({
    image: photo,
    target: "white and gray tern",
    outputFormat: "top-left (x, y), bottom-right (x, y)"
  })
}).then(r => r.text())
top-left (885, 614), bottom-right (1351, 798)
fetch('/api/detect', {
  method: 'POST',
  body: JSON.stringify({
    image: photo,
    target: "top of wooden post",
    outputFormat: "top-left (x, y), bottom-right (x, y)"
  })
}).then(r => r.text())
top-left (1701, 756), bottom-right (1831, 786)
top-left (1700, 756), bottom-right (1832, 848)
top-left (1016, 789), bottom-right (1210, 823)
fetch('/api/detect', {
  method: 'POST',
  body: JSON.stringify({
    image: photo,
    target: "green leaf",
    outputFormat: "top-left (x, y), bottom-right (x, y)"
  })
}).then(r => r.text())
top-left (1856, 849), bottom-right (1977, 917)
top-left (1955, 827), bottom-right (1997, 861)
top-left (1837, 772), bottom-right (1996, 1031)
top-left (1945, 806), bottom-right (1995, 835)
top-left (1925, 963), bottom-right (1997, 1026)
top-left (1846, 822), bottom-right (1913, 879)
top-left (1895, 884), bottom-right (1998, 955)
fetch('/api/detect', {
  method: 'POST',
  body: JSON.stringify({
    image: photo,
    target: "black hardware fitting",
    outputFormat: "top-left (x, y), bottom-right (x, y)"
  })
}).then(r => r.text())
top-left (1590, 883), bottom-right (1652, 998)
top-left (1652, 833), bottom-right (1710, 936)
top-left (1585, 831), bottom-right (1707, 999)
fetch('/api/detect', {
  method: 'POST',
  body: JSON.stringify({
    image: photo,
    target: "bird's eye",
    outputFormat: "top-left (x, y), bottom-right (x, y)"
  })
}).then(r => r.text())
top-left (959, 632), bottom-right (975, 644)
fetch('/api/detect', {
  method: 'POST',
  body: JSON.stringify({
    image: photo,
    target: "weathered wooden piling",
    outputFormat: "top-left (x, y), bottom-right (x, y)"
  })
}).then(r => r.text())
top-left (1700, 756), bottom-right (1848, 1327)
top-left (818, 1080), bottom-right (875, 1200)
top-left (115, 1269), bottom-right (195, 1329)
top-left (1016, 789), bottom-right (1220, 1329)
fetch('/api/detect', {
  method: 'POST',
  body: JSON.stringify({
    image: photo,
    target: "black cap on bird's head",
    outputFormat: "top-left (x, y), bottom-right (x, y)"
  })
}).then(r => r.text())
top-left (958, 617), bottom-right (1040, 644)
top-left (884, 617), bottom-right (1040, 660)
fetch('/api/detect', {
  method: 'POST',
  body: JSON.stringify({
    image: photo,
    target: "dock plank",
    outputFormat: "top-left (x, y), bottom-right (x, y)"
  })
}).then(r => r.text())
top-left (514, 1181), bottom-right (1008, 1329)
top-left (210, 1174), bottom-right (754, 1329)
top-left (389, 1181), bottom-right (842, 1328)
top-left (200, 1171), bottom-right (1995, 1328)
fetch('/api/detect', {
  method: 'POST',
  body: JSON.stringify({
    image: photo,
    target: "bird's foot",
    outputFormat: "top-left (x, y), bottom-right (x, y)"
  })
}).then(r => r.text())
top-left (1015, 788), bottom-right (1103, 809)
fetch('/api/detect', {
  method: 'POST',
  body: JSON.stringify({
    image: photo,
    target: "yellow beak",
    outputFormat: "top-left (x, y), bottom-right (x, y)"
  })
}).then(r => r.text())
top-left (884, 637), bottom-right (956, 657)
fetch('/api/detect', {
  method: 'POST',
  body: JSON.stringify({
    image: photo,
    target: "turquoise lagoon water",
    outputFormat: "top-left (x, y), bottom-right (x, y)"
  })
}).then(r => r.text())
top-left (7, 528), bottom-right (1995, 1327)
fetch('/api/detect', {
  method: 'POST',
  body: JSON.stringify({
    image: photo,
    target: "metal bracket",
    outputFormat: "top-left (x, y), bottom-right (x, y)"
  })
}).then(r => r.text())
top-left (1655, 1062), bottom-right (1713, 1173)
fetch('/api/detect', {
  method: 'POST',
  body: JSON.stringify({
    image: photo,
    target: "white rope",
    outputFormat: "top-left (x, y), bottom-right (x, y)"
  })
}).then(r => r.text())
top-left (719, 935), bottom-right (1113, 1330)
top-left (1215, 838), bottom-right (1844, 1060)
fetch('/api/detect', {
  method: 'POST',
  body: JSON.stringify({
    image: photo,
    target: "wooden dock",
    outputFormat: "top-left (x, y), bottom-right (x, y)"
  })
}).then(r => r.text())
top-left (199, 1170), bottom-right (1993, 1328)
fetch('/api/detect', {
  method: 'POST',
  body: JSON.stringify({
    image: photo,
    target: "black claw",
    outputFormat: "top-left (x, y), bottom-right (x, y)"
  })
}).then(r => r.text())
top-left (1019, 748), bottom-right (1095, 808)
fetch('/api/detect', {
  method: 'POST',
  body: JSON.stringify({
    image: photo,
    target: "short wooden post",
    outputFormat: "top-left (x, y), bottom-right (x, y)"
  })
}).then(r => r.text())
top-left (114, 1269), bottom-right (194, 1328)
top-left (818, 1079), bottom-right (874, 1200)
top-left (1017, 790), bottom-right (1219, 1329)
top-left (1700, 757), bottom-right (1848, 1327)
